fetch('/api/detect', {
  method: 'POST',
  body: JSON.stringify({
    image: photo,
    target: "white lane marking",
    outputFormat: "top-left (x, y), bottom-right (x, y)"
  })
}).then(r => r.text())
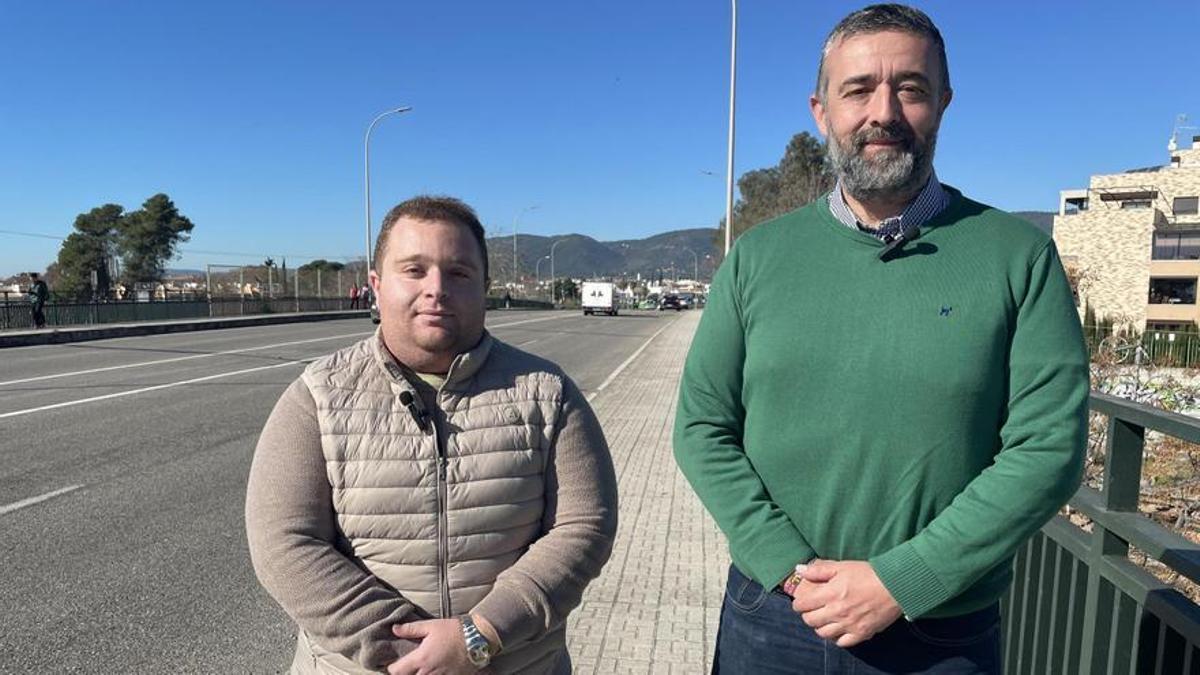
top-left (486, 313), bottom-right (576, 330)
top-left (517, 339), bottom-right (541, 347)
top-left (0, 332), bottom-right (371, 387)
top-left (0, 361), bottom-right (306, 420)
top-left (0, 312), bottom-right (568, 372)
top-left (0, 484), bottom-right (84, 516)
top-left (586, 317), bottom-right (677, 403)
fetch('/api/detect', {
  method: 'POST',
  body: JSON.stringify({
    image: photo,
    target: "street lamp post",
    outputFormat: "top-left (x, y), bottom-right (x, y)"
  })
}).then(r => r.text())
top-left (512, 205), bottom-right (539, 288)
top-left (682, 247), bottom-right (699, 282)
top-left (549, 238), bottom-right (565, 305)
top-left (724, 0), bottom-right (738, 256)
top-left (535, 255), bottom-right (551, 291)
top-left (364, 106), bottom-right (413, 271)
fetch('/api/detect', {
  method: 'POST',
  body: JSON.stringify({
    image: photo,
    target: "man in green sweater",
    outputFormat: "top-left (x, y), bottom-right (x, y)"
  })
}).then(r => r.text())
top-left (673, 5), bottom-right (1088, 673)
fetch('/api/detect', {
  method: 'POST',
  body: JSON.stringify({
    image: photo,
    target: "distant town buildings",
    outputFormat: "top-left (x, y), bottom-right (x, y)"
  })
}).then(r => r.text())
top-left (1054, 134), bottom-right (1200, 331)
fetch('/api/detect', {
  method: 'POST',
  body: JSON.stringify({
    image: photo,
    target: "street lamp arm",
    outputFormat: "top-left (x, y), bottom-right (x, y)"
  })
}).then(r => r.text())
top-left (682, 246), bottom-right (699, 281)
top-left (364, 106), bottom-right (414, 270)
top-left (549, 238), bottom-right (565, 305)
top-left (512, 204), bottom-right (539, 287)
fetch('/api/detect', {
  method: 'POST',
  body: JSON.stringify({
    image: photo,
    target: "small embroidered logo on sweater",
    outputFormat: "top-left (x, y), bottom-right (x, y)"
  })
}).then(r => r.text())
top-left (940, 306), bottom-right (953, 317)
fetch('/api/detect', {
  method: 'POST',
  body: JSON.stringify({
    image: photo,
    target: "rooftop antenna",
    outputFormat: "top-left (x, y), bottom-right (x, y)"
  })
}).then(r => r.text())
top-left (1170, 113), bottom-right (1198, 153)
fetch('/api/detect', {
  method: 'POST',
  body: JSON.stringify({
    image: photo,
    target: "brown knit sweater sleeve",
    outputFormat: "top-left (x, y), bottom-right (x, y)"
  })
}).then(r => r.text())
top-left (245, 378), bottom-right (417, 671)
top-left (471, 375), bottom-right (619, 649)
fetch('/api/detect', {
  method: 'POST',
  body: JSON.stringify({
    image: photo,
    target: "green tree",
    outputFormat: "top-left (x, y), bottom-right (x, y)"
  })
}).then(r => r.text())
top-left (552, 278), bottom-right (578, 302)
top-left (118, 193), bottom-right (195, 284)
top-left (714, 131), bottom-right (834, 253)
top-left (300, 259), bottom-right (346, 272)
top-left (51, 204), bottom-right (124, 299)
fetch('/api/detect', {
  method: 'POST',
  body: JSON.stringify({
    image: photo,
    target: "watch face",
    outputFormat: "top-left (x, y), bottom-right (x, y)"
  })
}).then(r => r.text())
top-left (468, 644), bottom-right (490, 666)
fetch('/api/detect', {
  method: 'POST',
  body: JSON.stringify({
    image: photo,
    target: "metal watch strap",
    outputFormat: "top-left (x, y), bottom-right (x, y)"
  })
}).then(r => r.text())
top-left (460, 615), bottom-right (492, 668)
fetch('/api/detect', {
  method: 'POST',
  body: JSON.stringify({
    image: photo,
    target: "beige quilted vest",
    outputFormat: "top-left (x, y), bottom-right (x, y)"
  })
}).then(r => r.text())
top-left (296, 332), bottom-right (569, 674)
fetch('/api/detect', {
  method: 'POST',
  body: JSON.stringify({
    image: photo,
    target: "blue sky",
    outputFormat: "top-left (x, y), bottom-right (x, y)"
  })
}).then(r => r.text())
top-left (2, 1), bottom-right (1198, 277)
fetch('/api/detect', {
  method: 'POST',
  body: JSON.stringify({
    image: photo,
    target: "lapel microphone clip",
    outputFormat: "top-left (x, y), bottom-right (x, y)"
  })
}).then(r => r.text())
top-left (398, 390), bottom-right (432, 434)
top-left (878, 224), bottom-right (921, 262)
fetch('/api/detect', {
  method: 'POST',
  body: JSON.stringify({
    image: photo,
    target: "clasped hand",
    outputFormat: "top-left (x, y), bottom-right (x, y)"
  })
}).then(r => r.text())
top-left (387, 618), bottom-right (480, 675)
top-left (790, 559), bottom-right (903, 648)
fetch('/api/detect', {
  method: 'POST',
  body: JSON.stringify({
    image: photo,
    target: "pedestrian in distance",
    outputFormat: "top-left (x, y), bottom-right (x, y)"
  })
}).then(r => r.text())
top-left (247, 195), bottom-right (618, 674)
top-left (673, 5), bottom-right (1088, 673)
top-left (349, 283), bottom-right (360, 309)
top-left (28, 272), bottom-right (49, 329)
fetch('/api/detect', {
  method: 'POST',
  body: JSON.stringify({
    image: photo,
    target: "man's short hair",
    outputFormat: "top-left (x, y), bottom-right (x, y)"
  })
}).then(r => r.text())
top-left (815, 4), bottom-right (950, 100)
top-left (30, 272), bottom-right (40, 280)
top-left (375, 195), bottom-right (489, 282)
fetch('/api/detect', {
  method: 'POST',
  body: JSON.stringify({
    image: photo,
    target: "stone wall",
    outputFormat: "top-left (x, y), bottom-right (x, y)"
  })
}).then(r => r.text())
top-left (1054, 209), bottom-right (1154, 328)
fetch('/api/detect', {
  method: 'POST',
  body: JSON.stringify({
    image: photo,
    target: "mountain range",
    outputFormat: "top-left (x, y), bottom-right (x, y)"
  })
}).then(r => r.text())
top-left (484, 210), bottom-right (1056, 281)
top-left (486, 228), bottom-right (720, 281)
top-left (156, 211), bottom-right (1057, 282)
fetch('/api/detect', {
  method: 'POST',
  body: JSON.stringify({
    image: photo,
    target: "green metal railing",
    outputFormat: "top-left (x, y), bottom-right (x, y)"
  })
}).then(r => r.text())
top-left (1002, 392), bottom-right (1200, 673)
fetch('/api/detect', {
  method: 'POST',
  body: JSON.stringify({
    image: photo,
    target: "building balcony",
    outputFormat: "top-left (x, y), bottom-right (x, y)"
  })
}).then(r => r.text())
top-left (1145, 302), bottom-right (1197, 323)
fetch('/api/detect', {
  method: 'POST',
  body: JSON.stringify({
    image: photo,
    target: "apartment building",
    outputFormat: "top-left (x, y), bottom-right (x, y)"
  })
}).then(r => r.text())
top-left (1053, 135), bottom-right (1200, 330)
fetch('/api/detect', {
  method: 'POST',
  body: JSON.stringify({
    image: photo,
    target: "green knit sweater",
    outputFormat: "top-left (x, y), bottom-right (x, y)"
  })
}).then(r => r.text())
top-left (673, 188), bottom-right (1088, 619)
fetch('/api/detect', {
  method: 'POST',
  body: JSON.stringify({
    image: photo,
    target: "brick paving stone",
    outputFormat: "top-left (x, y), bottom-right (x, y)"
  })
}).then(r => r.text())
top-left (566, 312), bottom-right (729, 674)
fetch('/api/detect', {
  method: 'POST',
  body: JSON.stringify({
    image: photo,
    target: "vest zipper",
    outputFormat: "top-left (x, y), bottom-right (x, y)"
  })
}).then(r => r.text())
top-left (433, 415), bottom-right (451, 619)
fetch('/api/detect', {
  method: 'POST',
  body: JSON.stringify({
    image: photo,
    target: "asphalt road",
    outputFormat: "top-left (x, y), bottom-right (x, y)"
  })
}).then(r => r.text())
top-left (0, 309), bottom-right (680, 673)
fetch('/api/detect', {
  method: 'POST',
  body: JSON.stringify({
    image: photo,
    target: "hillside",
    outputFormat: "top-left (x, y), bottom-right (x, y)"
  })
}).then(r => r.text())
top-left (1013, 211), bottom-right (1055, 235)
top-left (486, 228), bottom-right (719, 281)
top-left (484, 208), bottom-right (1058, 282)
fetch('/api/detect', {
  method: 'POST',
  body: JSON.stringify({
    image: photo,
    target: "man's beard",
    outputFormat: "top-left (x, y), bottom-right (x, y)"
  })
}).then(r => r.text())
top-left (826, 120), bottom-right (936, 202)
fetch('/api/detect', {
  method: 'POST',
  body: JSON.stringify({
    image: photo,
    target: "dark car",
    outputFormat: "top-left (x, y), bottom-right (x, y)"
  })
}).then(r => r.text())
top-left (659, 294), bottom-right (683, 311)
top-left (370, 298), bottom-right (380, 324)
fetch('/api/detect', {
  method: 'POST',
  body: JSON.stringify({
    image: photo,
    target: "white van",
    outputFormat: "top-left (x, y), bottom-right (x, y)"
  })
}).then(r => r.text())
top-left (581, 281), bottom-right (618, 316)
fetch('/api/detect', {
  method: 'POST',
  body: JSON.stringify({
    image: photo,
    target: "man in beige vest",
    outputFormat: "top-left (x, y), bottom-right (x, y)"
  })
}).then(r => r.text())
top-left (246, 195), bottom-right (618, 674)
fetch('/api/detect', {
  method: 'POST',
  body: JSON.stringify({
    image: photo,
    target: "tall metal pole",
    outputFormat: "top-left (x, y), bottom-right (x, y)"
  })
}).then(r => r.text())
top-left (512, 205), bottom-right (539, 288)
top-left (683, 247), bottom-right (699, 281)
top-left (364, 106), bottom-right (413, 271)
top-left (536, 255), bottom-right (550, 290)
top-left (724, 0), bottom-right (738, 256)
top-left (550, 239), bottom-right (565, 305)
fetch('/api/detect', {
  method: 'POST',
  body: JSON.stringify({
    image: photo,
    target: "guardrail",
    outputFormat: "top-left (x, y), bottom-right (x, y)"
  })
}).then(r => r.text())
top-left (1001, 392), bottom-right (1200, 673)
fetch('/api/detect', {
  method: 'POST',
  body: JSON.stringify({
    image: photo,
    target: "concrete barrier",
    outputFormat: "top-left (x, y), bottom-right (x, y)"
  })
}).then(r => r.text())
top-left (0, 310), bottom-right (371, 348)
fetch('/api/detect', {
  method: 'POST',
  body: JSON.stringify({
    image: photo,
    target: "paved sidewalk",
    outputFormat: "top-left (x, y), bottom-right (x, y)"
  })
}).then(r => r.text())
top-left (567, 311), bottom-right (730, 674)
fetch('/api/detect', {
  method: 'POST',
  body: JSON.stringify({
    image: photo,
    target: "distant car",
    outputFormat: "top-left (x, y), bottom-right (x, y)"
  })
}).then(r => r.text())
top-left (370, 298), bottom-right (380, 324)
top-left (678, 293), bottom-right (696, 310)
top-left (659, 294), bottom-right (683, 311)
top-left (638, 297), bottom-right (658, 310)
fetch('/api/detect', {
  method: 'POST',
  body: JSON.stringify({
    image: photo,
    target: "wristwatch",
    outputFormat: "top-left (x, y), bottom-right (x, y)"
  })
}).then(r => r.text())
top-left (460, 615), bottom-right (492, 669)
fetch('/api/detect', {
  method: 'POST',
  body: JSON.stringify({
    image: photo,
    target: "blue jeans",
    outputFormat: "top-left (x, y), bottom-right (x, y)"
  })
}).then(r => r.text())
top-left (714, 565), bottom-right (1001, 674)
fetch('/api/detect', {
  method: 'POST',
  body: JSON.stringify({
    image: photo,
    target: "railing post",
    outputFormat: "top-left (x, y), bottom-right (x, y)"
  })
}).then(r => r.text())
top-left (1079, 416), bottom-right (1145, 673)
